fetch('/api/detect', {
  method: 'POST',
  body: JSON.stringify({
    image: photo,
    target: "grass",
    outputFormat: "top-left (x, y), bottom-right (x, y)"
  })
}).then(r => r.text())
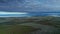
top-left (0, 25), bottom-right (40, 34)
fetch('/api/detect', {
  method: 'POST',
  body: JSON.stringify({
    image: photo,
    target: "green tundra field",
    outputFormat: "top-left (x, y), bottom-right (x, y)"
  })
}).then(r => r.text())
top-left (0, 16), bottom-right (60, 34)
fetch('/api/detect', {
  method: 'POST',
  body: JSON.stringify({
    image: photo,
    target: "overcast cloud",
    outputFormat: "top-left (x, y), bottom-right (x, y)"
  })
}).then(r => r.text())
top-left (0, 0), bottom-right (60, 12)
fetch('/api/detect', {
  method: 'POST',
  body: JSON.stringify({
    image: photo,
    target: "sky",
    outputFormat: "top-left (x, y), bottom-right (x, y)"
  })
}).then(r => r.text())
top-left (0, 11), bottom-right (28, 17)
top-left (0, 0), bottom-right (60, 17)
top-left (0, 0), bottom-right (60, 12)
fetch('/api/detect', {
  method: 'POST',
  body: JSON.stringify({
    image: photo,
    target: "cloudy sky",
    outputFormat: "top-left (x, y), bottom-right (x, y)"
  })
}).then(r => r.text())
top-left (0, 11), bottom-right (28, 17)
top-left (0, 0), bottom-right (60, 17)
top-left (0, 0), bottom-right (60, 12)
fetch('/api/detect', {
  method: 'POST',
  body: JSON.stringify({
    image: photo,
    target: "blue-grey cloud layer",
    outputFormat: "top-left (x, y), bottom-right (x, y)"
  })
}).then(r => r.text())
top-left (0, 0), bottom-right (60, 12)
